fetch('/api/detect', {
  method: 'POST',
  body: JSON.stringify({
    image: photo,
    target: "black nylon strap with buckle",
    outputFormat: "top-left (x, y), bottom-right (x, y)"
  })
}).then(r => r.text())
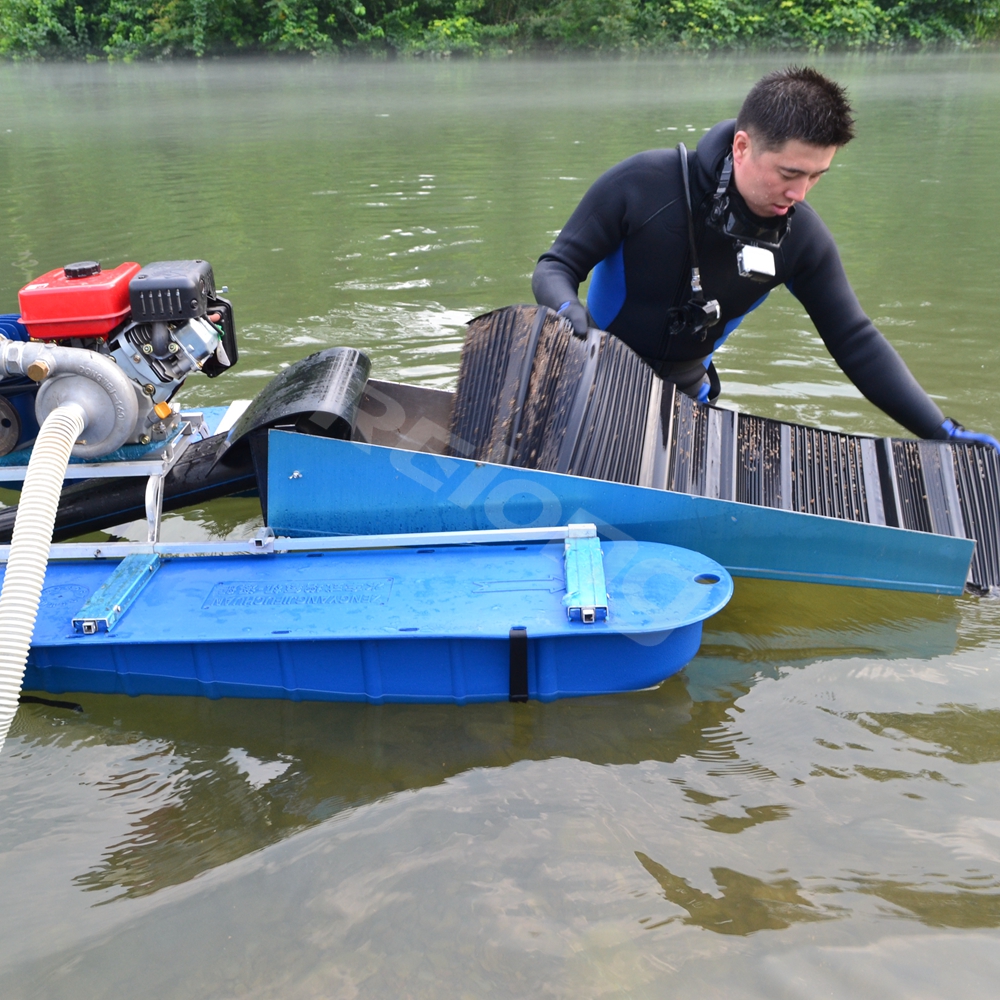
top-left (669, 145), bottom-right (721, 342)
top-left (509, 626), bottom-right (528, 703)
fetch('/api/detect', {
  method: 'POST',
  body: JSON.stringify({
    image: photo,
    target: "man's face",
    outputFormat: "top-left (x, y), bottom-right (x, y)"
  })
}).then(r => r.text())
top-left (731, 130), bottom-right (838, 218)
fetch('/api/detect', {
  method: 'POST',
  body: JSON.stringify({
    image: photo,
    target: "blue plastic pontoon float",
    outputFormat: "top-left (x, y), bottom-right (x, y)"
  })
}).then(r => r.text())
top-left (12, 524), bottom-right (732, 704)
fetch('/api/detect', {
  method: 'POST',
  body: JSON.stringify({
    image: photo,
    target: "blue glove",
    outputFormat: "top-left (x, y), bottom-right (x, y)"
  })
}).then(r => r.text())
top-left (556, 299), bottom-right (589, 338)
top-left (937, 418), bottom-right (1000, 454)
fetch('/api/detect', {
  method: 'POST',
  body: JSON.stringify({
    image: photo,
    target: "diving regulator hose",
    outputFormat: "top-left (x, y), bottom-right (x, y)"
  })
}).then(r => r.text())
top-left (0, 335), bottom-right (139, 753)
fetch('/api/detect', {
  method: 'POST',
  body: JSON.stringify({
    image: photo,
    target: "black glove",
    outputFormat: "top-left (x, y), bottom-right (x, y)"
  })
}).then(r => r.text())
top-left (556, 299), bottom-right (589, 337)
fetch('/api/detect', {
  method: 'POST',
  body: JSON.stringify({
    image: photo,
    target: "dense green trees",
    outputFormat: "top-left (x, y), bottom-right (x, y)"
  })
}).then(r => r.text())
top-left (0, 0), bottom-right (997, 59)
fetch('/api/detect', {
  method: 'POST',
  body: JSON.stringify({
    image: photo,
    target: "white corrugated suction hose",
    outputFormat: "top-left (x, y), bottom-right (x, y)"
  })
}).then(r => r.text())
top-left (0, 403), bottom-right (86, 754)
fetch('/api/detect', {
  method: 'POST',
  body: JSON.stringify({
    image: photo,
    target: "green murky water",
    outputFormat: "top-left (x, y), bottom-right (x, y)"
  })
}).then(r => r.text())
top-left (2, 54), bottom-right (1000, 997)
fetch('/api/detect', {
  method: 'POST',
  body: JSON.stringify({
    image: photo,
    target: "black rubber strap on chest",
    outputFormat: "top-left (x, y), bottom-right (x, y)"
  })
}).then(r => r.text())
top-left (677, 143), bottom-right (704, 301)
top-left (715, 153), bottom-right (734, 200)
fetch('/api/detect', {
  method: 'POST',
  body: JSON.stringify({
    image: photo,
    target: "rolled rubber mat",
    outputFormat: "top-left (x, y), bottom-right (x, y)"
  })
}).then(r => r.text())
top-left (449, 305), bottom-right (654, 483)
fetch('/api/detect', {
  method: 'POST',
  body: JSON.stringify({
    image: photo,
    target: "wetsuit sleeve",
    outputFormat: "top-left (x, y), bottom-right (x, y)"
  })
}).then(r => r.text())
top-left (532, 158), bottom-right (643, 311)
top-left (786, 214), bottom-right (945, 438)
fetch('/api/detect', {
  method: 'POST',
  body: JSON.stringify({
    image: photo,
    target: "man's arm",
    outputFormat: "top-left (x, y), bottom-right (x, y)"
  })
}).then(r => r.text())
top-left (532, 156), bottom-right (648, 332)
top-left (785, 212), bottom-right (945, 438)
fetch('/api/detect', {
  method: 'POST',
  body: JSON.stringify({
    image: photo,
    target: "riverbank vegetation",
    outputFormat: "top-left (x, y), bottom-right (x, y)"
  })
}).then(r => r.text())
top-left (1, 0), bottom-right (998, 60)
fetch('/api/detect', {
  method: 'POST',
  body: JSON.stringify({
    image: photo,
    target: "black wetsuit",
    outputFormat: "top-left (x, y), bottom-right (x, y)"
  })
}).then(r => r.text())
top-left (532, 119), bottom-right (945, 439)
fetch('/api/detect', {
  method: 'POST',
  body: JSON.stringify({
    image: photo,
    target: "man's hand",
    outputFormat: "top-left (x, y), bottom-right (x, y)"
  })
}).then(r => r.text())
top-left (936, 418), bottom-right (1000, 455)
top-left (556, 299), bottom-right (589, 337)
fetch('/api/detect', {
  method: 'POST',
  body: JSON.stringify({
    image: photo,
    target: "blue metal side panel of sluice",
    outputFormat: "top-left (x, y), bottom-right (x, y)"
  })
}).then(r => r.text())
top-left (266, 430), bottom-right (974, 595)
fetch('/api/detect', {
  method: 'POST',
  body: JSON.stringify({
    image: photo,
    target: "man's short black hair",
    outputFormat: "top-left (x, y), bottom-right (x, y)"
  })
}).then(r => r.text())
top-left (736, 66), bottom-right (856, 150)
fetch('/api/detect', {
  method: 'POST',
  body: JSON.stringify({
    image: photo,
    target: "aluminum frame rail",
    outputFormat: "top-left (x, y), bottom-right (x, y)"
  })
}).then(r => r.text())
top-left (4, 523), bottom-right (610, 638)
top-left (0, 523), bottom-right (597, 563)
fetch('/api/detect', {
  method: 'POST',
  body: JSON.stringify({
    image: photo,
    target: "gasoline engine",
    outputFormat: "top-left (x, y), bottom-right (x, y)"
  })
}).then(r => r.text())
top-left (0, 259), bottom-right (239, 752)
top-left (0, 258), bottom-right (237, 458)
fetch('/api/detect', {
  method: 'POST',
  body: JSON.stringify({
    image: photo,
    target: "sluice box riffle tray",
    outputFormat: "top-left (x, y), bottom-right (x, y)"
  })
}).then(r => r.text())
top-left (12, 525), bottom-right (732, 704)
top-left (246, 306), bottom-right (992, 599)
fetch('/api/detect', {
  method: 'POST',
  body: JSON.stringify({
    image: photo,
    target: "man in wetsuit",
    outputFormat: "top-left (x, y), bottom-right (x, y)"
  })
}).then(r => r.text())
top-left (532, 65), bottom-right (998, 451)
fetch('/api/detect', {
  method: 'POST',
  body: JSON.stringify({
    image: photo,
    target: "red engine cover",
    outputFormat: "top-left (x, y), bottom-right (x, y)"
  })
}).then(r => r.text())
top-left (18, 262), bottom-right (141, 340)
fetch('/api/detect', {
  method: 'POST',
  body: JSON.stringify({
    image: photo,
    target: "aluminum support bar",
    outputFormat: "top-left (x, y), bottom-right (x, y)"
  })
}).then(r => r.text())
top-left (0, 523), bottom-right (600, 563)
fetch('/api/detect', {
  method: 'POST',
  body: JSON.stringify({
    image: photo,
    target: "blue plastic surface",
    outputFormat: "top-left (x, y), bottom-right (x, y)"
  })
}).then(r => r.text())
top-left (265, 430), bottom-right (975, 596)
top-left (18, 538), bottom-right (732, 704)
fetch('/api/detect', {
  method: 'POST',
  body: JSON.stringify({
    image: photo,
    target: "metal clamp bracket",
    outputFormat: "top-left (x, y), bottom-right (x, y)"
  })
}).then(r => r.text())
top-left (72, 552), bottom-right (162, 634)
top-left (562, 523), bottom-right (608, 623)
top-left (251, 526), bottom-right (276, 553)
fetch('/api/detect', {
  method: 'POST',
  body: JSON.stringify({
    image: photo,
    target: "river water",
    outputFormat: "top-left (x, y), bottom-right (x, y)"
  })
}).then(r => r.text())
top-left (2, 54), bottom-right (1000, 997)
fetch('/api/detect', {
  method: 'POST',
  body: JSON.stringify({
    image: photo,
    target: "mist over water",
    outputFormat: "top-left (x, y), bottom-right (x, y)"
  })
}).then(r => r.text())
top-left (2, 54), bottom-right (1000, 997)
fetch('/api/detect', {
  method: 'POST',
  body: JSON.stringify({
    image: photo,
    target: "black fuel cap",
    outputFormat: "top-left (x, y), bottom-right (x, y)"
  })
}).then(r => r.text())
top-left (63, 261), bottom-right (102, 279)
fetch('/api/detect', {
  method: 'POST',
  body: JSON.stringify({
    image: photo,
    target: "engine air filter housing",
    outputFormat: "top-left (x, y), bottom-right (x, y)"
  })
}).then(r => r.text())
top-left (129, 259), bottom-right (216, 322)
